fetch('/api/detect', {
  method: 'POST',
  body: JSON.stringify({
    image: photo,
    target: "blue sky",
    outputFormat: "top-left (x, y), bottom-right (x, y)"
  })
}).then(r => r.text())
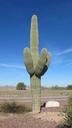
top-left (0, 0), bottom-right (72, 86)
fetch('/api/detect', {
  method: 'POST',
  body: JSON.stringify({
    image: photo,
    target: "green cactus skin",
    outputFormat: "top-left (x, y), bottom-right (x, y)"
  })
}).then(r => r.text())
top-left (24, 15), bottom-right (50, 113)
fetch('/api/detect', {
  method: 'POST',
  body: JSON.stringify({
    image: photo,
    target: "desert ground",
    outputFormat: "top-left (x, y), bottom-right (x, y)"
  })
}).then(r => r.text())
top-left (0, 86), bottom-right (71, 128)
top-left (0, 112), bottom-right (64, 128)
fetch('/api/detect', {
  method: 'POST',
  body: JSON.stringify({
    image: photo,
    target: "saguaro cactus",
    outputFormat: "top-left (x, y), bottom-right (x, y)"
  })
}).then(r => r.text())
top-left (24, 15), bottom-right (50, 113)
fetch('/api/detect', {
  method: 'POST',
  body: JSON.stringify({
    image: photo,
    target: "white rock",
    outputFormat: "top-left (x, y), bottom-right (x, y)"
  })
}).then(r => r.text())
top-left (45, 101), bottom-right (60, 108)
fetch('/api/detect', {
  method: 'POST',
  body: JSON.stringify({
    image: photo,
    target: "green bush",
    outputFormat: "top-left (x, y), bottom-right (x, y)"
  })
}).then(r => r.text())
top-left (66, 85), bottom-right (72, 90)
top-left (0, 102), bottom-right (31, 113)
top-left (64, 96), bottom-right (72, 128)
top-left (16, 82), bottom-right (26, 90)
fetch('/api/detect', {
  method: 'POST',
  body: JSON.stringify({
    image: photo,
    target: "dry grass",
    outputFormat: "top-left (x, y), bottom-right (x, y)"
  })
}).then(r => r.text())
top-left (0, 87), bottom-right (31, 97)
top-left (0, 87), bottom-right (72, 97)
top-left (41, 88), bottom-right (72, 97)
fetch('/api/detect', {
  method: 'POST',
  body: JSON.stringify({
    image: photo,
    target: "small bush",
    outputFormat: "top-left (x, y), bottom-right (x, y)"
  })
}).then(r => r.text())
top-left (0, 102), bottom-right (31, 113)
top-left (66, 85), bottom-right (72, 90)
top-left (16, 82), bottom-right (26, 90)
top-left (63, 96), bottom-right (72, 128)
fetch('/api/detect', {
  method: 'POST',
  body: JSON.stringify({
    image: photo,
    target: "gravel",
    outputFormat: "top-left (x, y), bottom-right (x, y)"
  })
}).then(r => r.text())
top-left (0, 113), bottom-right (58, 128)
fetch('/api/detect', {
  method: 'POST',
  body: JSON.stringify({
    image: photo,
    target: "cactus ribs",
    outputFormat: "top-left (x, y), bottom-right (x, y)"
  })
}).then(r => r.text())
top-left (24, 15), bottom-right (50, 113)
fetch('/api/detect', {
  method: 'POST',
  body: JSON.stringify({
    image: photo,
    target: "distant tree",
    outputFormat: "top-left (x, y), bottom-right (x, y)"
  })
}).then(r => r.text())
top-left (51, 85), bottom-right (66, 90)
top-left (16, 82), bottom-right (26, 90)
top-left (54, 85), bottom-right (59, 89)
top-left (51, 85), bottom-right (59, 89)
top-left (67, 85), bottom-right (72, 90)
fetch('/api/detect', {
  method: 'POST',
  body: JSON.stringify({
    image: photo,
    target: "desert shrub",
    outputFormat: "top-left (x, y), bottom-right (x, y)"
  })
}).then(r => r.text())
top-left (51, 85), bottom-right (65, 90)
top-left (66, 85), bottom-right (72, 90)
top-left (0, 102), bottom-right (31, 113)
top-left (63, 96), bottom-right (72, 128)
top-left (16, 82), bottom-right (26, 90)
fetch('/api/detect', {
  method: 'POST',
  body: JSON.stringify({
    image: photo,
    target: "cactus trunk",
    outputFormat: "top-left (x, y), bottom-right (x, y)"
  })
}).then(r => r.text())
top-left (31, 75), bottom-right (41, 113)
top-left (30, 15), bottom-right (41, 113)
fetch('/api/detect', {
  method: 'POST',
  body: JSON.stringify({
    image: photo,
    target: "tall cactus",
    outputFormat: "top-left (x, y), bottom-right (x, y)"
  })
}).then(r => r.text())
top-left (24, 15), bottom-right (50, 113)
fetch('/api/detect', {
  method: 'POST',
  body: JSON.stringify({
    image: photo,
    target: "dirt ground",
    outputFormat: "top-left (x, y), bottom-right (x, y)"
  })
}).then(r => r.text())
top-left (0, 111), bottom-right (64, 128)
top-left (0, 98), bottom-right (66, 128)
top-left (0, 87), bottom-right (67, 128)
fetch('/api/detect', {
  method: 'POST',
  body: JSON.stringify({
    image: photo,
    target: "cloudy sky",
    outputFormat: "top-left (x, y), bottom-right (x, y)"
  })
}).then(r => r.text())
top-left (0, 0), bottom-right (72, 86)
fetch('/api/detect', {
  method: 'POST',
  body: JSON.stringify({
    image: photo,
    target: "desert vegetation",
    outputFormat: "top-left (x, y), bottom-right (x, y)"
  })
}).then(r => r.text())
top-left (63, 96), bottom-right (72, 128)
top-left (66, 85), bottom-right (72, 90)
top-left (0, 102), bottom-right (31, 113)
top-left (16, 82), bottom-right (26, 90)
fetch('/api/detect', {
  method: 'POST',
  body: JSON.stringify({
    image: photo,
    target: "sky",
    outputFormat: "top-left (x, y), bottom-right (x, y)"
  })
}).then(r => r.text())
top-left (0, 0), bottom-right (72, 87)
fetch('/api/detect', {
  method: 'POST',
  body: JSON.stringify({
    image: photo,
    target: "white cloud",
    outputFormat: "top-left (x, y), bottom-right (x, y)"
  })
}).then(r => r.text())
top-left (57, 48), bottom-right (72, 55)
top-left (0, 64), bottom-right (25, 69)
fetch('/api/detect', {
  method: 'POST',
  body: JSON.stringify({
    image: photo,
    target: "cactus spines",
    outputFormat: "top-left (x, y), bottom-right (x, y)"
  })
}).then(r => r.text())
top-left (24, 15), bottom-right (50, 113)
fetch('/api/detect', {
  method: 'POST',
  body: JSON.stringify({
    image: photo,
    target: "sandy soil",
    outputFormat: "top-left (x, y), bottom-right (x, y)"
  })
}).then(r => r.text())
top-left (0, 112), bottom-right (64, 128)
top-left (32, 111), bottom-right (64, 123)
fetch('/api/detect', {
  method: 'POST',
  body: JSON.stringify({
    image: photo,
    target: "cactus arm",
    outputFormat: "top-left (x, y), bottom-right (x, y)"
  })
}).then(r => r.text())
top-left (35, 48), bottom-right (48, 76)
top-left (24, 48), bottom-right (34, 75)
top-left (46, 52), bottom-right (51, 66)
top-left (40, 51), bottom-right (51, 76)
